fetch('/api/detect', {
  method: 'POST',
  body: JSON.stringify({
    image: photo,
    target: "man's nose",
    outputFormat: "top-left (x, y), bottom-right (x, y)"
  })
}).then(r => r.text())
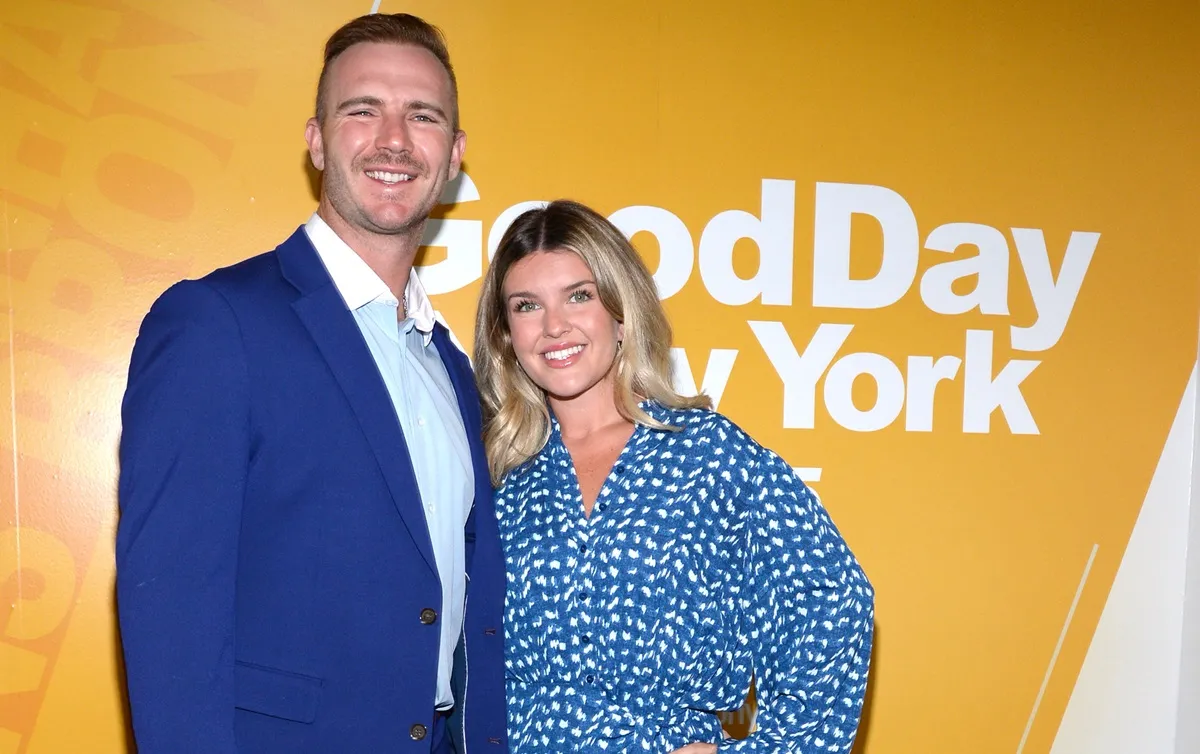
top-left (376, 114), bottom-right (414, 153)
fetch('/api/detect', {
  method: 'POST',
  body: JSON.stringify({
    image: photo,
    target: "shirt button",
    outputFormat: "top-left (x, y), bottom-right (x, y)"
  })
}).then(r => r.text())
top-left (417, 416), bottom-right (426, 427)
top-left (420, 608), bottom-right (438, 625)
top-left (410, 723), bottom-right (427, 740)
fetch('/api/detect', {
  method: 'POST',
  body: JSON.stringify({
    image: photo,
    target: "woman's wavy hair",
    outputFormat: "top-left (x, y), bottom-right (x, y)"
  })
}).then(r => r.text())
top-left (474, 199), bottom-right (711, 485)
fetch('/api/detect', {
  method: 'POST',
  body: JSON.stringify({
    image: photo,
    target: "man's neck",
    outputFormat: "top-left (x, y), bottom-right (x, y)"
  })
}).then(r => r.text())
top-left (317, 205), bottom-right (424, 301)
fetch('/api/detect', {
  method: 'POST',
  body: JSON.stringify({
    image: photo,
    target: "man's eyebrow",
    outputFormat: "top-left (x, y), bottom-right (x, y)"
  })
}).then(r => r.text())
top-left (407, 100), bottom-right (449, 120)
top-left (335, 96), bottom-right (384, 113)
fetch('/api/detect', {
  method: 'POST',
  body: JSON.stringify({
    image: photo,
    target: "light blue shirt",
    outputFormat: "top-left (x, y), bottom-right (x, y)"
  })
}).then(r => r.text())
top-left (305, 213), bottom-right (473, 710)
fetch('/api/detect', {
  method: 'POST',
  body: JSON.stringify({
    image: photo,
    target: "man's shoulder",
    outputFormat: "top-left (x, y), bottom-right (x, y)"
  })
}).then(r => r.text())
top-left (156, 227), bottom-right (318, 313)
top-left (199, 227), bottom-right (310, 294)
top-left (198, 249), bottom-right (281, 293)
top-left (142, 228), bottom-right (312, 329)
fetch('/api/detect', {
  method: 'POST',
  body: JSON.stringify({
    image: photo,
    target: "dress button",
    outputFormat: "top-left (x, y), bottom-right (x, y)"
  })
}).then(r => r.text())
top-left (580, 635), bottom-right (590, 644)
top-left (598, 502), bottom-right (608, 512)
top-left (585, 674), bottom-right (595, 683)
top-left (579, 544), bottom-right (587, 554)
top-left (579, 592), bottom-right (589, 601)
top-left (420, 608), bottom-right (438, 625)
top-left (410, 723), bottom-right (427, 740)
top-left (615, 464), bottom-right (625, 473)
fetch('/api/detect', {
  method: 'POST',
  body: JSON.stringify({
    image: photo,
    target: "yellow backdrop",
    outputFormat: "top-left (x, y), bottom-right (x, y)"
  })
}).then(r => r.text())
top-left (1, 1), bottom-right (1198, 752)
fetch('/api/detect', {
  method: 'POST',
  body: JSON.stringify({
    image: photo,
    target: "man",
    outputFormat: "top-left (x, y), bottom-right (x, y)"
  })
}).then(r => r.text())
top-left (116, 13), bottom-right (507, 753)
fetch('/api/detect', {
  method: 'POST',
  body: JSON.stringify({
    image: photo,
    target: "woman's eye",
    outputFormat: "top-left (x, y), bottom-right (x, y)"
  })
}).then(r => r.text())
top-left (513, 300), bottom-right (537, 313)
top-left (569, 290), bottom-right (593, 303)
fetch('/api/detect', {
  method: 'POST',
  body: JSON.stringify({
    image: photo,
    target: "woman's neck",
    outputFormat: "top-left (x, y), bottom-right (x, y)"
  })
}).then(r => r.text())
top-left (550, 391), bottom-right (631, 441)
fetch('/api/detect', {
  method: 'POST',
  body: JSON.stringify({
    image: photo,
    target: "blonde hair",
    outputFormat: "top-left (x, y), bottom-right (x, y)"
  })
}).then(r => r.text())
top-left (474, 200), bottom-right (711, 485)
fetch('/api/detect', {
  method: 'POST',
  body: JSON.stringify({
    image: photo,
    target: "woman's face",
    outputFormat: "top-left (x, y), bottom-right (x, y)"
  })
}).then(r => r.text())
top-left (501, 250), bottom-right (624, 410)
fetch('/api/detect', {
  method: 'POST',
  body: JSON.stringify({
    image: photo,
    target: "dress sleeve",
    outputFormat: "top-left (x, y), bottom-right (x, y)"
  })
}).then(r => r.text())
top-left (720, 435), bottom-right (874, 753)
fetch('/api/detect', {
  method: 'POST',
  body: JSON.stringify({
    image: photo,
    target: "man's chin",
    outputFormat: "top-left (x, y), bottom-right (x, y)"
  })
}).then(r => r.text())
top-left (322, 194), bottom-right (436, 238)
top-left (361, 207), bottom-right (430, 236)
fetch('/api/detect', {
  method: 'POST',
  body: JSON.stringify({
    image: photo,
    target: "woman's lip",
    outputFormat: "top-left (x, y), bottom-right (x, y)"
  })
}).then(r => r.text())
top-left (542, 343), bottom-right (586, 367)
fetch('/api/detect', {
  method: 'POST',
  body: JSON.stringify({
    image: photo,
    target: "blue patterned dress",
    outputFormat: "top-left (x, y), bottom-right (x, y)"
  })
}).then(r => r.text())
top-left (495, 402), bottom-right (874, 753)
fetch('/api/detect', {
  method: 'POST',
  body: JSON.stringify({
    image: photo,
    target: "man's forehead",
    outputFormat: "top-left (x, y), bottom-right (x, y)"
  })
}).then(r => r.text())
top-left (330, 42), bottom-right (450, 84)
top-left (318, 40), bottom-right (458, 124)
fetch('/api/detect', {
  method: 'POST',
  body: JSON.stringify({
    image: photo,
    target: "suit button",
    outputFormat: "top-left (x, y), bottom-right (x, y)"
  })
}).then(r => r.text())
top-left (420, 608), bottom-right (438, 625)
top-left (410, 723), bottom-right (428, 740)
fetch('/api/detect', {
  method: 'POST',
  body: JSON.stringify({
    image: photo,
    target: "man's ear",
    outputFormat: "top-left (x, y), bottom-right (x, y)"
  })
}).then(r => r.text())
top-left (305, 118), bottom-right (325, 171)
top-left (447, 129), bottom-right (466, 181)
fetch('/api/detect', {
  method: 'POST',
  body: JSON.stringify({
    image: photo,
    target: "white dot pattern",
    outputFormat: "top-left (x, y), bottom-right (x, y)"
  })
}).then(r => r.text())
top-left (495, 403), bottom-right (875, 752)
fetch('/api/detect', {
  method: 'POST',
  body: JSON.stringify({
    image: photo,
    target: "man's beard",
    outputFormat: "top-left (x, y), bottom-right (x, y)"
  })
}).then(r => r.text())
top-left (323, 152), bottom-right (440, 237)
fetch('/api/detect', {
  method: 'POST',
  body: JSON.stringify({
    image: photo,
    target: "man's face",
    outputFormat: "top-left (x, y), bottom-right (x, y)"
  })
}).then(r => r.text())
top-left (305, 42), bottom-right (465, 243)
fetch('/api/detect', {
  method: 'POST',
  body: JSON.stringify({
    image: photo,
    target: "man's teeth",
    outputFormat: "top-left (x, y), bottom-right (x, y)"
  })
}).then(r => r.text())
top-left (365, 170), bottom-right (414, 184)
top-left (544, 345), bottom-right (584, 361)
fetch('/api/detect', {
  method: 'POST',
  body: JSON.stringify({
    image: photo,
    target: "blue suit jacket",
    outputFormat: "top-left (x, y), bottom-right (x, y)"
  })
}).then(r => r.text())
top-left (116, 228), bottom-right (508, 753)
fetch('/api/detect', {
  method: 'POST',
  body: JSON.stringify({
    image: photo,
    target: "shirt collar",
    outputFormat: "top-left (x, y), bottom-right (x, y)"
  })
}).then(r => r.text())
top-left (304, 212), bottom-right (438, 345)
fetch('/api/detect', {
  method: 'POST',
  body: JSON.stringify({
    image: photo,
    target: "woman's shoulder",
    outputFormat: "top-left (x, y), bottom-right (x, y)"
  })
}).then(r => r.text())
top-left (644, 401), bottom-right (762, 453)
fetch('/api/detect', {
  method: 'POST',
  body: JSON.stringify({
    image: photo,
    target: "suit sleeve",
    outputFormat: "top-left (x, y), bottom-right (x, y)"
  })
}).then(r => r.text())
top-left (722, 439), bottom-right (875, 753)
top-left (116, 280), bottom-right (249, 754)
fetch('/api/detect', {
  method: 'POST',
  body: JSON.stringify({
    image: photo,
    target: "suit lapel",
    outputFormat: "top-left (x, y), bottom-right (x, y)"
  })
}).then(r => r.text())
top-left (433, 327), bottom-right (500, 587)
top-left (278, 229), bottom-right (438, 575)
top-left (432, 326), bottom-right (492, 508)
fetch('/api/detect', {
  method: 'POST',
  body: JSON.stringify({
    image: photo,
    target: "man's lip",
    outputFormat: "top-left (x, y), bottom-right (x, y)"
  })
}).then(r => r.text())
top-left (364, 169), bottom-right (417, 179)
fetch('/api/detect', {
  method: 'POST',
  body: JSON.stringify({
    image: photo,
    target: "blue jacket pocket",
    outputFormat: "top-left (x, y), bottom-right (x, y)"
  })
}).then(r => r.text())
top-left (234, 661), bottom-right (323, 723)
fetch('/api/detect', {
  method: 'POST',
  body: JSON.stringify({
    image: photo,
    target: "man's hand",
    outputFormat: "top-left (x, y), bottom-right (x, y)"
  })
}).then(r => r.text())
top-left (670, 744), bottom-right (718, 754)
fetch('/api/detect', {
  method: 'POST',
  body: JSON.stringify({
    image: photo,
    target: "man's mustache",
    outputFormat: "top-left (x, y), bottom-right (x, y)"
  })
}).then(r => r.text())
top-left (356, 151), bottom-right (425, 176)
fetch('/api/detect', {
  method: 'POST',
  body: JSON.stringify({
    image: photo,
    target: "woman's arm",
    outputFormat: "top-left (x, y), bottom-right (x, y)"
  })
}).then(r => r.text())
top-left (721, 439), bottom-right (875, 753)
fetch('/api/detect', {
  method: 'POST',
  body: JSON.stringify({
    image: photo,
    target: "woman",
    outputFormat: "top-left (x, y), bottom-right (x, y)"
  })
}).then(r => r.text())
top-left (473, 200), bottom-right (874, 753)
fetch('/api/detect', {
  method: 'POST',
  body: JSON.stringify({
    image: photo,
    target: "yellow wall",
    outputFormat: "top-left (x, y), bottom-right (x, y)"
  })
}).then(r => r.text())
top-left (1, 1), bottom-right (1197, 752)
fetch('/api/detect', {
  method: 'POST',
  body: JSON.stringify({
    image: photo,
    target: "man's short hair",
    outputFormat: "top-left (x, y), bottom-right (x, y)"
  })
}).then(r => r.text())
top-left (315, 13), bottom-right (459, 129)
